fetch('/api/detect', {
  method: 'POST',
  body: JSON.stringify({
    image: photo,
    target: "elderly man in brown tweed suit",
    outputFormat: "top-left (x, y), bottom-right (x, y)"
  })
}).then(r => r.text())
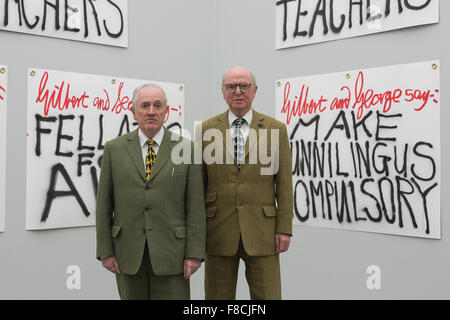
top-left (200, 66), bottom-right (293, 300)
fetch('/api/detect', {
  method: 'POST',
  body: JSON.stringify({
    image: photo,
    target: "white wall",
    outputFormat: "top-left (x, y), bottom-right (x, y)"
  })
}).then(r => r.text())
top-left (0, 0), bottom-right (212, 299)
top-left (209, 0), bottom-right (449, 299)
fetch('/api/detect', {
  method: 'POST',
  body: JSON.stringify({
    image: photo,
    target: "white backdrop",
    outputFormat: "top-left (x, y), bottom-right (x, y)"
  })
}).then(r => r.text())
top-left (0, 64), bottom-right (7, 232)
top-left (26, 68), bottom-right (184, 230)
top-left (276, 60), bottom-right (440, 239)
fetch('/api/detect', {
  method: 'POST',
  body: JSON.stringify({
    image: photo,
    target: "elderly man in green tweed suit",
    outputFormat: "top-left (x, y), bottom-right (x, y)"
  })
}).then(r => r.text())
top-left (200, 66), bottom-right (293, 300)
top-left (96, 83), bottom-right (205, 300)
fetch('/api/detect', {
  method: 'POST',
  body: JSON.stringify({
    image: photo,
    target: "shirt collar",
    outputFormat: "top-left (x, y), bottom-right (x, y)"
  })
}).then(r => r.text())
top-left (228, 108), bottom-right (253, 128)
top-left (138, 126), bottom-right (164, 148)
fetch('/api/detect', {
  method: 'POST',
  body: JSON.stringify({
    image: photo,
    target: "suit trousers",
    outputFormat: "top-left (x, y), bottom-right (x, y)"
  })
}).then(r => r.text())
top-left (205, 238), bottom-right (281, 300)
top-left (115, 241), bottom-right (190, 300)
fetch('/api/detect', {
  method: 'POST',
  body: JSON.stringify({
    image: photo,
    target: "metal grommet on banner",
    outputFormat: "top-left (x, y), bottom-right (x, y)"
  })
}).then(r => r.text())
top-left (179, 85), bottom-right (184, 92)
top-left (0, 67), bottom-right (5, 74)
top-left (111, 79), bottom-right (116, 85)
top-left (276, 81), bottom-right (281, 87)
top-left (346, 73), bottom-right (351, 79)
top-left (432, 63), bottom-right (438, 70)
top-left (30, 70), bottom-right (36, 77)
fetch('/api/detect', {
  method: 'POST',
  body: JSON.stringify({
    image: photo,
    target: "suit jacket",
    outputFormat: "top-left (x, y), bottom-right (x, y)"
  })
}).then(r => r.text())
top-left (96, 127), bottom-right (206, 276)
top-left (201, 109), bottom-right (293, 257)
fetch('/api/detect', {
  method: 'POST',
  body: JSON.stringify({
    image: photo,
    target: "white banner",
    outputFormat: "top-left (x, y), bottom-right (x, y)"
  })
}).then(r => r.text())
top-left (26, 68), bottom-right (184, 230)
top-left (0, 65), bottom-right (7, 232)
top-left (276, 60), bottom-right (440, 239)
top-left (276, 0), bottom-right (439, 49)
top-left (0, 0), bottom-right (128, 47)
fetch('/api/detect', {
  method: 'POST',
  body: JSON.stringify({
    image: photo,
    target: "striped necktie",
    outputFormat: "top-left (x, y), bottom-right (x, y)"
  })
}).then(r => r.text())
top-left (232, 118), bottom-right (246, 169)
top-left (145, 139), bottom-right (156, 181)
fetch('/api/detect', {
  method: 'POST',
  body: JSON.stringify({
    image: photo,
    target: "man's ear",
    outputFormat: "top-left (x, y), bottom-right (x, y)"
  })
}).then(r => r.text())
top-left (164, 105), bottom-right (169, 117)
top-left (131, 106), bottom-right (136, 120)
top-left (221, 87), bottom-right (227, 99)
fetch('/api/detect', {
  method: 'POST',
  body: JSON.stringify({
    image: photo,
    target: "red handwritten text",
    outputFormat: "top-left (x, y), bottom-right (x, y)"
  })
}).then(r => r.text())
top-left (0, 85), bottom-right (5, 101)
top-left (111, 82), bottom-right (132, 115)
top-left (36, 72), bottom-right (89, 116)
top-left (352, 71), bottom-right (402, 120)
top-left (164, 105), bottom-right (182, 123)
top-left (405, 88), bottom-right (434, 111)
top-left (329, 85), bottom-right (351, 111)
top-left (279, 70), bottom-right (438, 124)
top-left (280, 82), bottom-right (327, 124)
top-left (93, 89), bottom-right (110, 111)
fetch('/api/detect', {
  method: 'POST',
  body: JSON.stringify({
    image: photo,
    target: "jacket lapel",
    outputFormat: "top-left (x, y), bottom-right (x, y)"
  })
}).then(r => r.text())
top-left (125, 129), bottom-right (147, 181)
top-left (244, 109), bottom-right (264, 160)
top-left (147, 127), bottom-right (172, 182)
top-left (215, 111), bottom-right (235, 162)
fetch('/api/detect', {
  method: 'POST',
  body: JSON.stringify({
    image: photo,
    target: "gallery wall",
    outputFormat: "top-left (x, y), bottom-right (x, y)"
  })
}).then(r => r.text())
top-left (0, 0), bottom-right (212, 299)
top-left (209, 0), bottom-right (448, 299)
top-left (0, 0), bottom-right (448, 299)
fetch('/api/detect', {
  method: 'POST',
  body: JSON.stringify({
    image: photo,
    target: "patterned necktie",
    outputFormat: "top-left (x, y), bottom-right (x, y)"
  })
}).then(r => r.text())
top-left (145, 139), bottom-right (156, 181)
top-left (232, 118), bottom-right (246, 169)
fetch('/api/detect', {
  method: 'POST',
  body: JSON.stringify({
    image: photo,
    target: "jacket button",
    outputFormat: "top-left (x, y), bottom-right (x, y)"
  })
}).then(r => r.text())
top-left (142, 228), bottom-right (146, 233)
top-left (145, 207), bottom-right (150, 211)
top-left (146, 185), bottom-right (151, 190)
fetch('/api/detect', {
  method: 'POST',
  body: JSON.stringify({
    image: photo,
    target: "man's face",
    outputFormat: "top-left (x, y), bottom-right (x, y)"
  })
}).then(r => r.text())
top-left (132, 86), bottom-right (167, 137)
top-left (222, 68), bottom-right (257, 116)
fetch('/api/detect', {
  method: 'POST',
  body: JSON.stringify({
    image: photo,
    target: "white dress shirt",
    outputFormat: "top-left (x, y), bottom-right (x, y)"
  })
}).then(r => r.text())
top-left (228, 108), bottom-right (253, 144)
top-left (138, 127), bottom-right (164, 170)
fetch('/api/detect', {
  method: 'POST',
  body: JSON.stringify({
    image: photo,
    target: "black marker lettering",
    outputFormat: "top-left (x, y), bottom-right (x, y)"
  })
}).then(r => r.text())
top-left (21, 0), bottom-right (40, 29)
top-left (55, 114), bottom-right (74, 157)
top-left (349, 0), bottom-right (363, 28)
top-left (276, 0), bottom-right (296, 41)
top-left (41, 163), bottom-right (90, 222)
top-left (42, 0), bottom-right (60, 31)
top-left (35, 114), bottom-right (57, 156)
top-left (294, 0), bottom-right (308, 37)
top-left (77, 152), bottom-right (94, 177)
top-left (309, 0), bottom-right (328, 38)
top-left (411, 141), bottom-right (436, 181)
top-left (329, 0), bottom-right (345, 33)
top-left (294, 180), bottom-right (309, 222)
top-left (103, 0), bottom-right (124, 38)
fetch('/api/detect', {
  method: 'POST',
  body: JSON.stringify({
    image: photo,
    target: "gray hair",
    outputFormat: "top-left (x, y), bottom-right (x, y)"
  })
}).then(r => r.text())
top-left (131, 83), bottom-right (168, 109)
top-left (221, 66), bottom-right (257, 85)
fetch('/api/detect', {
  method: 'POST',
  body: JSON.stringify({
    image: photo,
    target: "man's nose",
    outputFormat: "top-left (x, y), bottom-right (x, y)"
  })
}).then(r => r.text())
top-left (148, 106), bottom-right (157, 115)
top-left (234, 85), bottom-right (243, 95)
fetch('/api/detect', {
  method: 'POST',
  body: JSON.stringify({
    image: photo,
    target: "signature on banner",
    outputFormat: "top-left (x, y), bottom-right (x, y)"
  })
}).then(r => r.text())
top-left (35, 71), bottom-right (182, 125)
top-left (280, 71), bottom-right (439, 125)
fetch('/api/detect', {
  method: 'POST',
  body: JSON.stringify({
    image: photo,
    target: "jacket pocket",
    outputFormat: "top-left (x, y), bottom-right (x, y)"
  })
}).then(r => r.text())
top-left (174, 226), bottom-right (186, 239)
top-left (262, 206), bottom-right (276, 217)
top-left (206, 192), bottom-right (217, 204)
top-left (206, 207), bottom-right (216, 218)
top-left (172, 165), bottom-right (187, 176)
top-left (111, 225), bottom-right (121, 238)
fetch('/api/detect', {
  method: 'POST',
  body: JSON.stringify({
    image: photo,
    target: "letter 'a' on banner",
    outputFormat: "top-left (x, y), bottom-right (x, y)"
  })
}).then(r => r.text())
top-left (0, 0), bottom-right (128, 47)
top-left (26, 68), bottom-right (184, 230)
top-left (275, 0), bottom-right (439, 49)
top-left (276, 60), bottom-right (440, 239)
top-left (0, 65), bottom-right (7, 232)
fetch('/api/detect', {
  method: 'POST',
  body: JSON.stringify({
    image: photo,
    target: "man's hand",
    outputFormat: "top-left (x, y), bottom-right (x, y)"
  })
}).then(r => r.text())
top-left (101, 256), bottom-right (121, 274)
top-left (275, 233), bottom-right (291, 254)
top-left (184, 258), bottom-right (202, 279)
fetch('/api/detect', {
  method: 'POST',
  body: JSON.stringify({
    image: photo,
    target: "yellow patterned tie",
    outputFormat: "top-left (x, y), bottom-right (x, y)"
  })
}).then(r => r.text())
top-left (146, 139), bottom-right (156, 181)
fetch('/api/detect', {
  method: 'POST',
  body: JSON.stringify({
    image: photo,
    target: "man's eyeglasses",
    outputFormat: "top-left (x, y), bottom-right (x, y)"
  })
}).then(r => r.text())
top-left (223, 83), bottom-right (255, 93)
